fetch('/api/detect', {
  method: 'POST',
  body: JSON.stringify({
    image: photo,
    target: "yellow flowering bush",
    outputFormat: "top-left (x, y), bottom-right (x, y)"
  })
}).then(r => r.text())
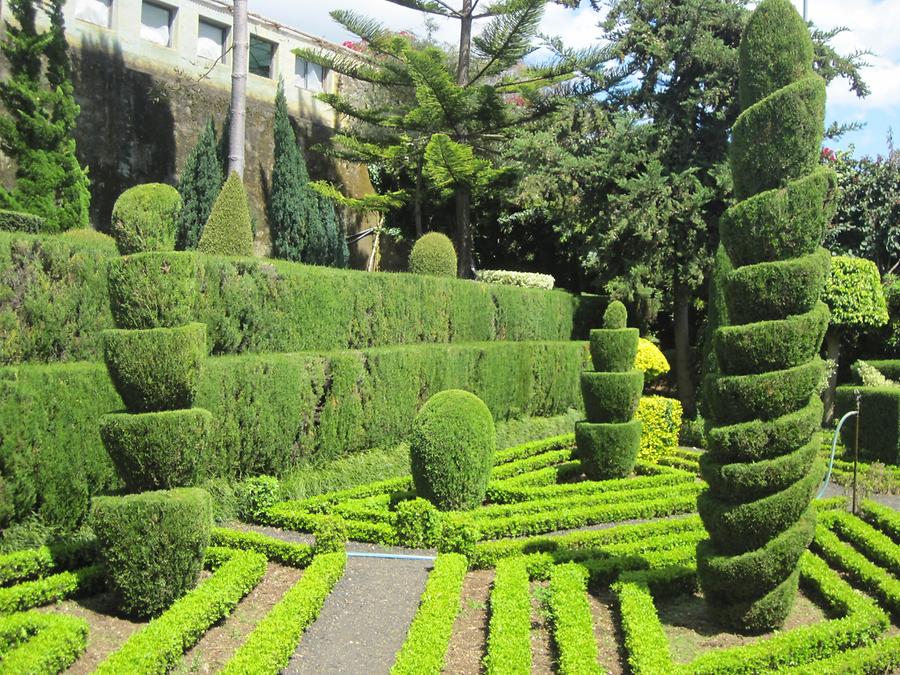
top-left (634, 338), bottom-right (670, 385)
top-left (635, 395), bottom-right (682, 463)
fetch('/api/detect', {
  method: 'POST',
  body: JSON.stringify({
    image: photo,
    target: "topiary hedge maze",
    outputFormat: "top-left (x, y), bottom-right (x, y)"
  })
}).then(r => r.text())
top-left (699, 0), bottom-right (833, 633)
top-left (575, 301), bottom-right (643, 479)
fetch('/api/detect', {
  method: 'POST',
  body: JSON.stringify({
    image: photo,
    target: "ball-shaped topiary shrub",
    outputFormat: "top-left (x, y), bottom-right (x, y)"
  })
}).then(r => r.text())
top-left (103, 322), bottom-right (207, 412)
top-left (409, 389), bottom-right (495, 510)
top-left (110, 183), bottom-right (182, 255)
top-left (90, 488), bottom-right (212, 618)
top-left (408, 232), bottom-right (457, 277)
top-left (197, 171), bottom-right (254, 257)
top-left (99, 409), bottom-right (212, 491)
top-left (697, 0), bottom-right (830, 634)
top-left (603, 300), bottom-right (628, 329)
top-left (107, 251), bottom-right (198, 330)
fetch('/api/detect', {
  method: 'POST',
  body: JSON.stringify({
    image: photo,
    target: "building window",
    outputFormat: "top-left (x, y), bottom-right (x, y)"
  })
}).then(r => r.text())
top-left (295, 57), bottom-right (326, 92)
top-left (141, 1), bottom-right (174, 47)
top-left (75, 0), bottom-right (112, 27)
top-left (197, 19), bottom-right (227, 63)
top-left (249, 36), bottom-right (276, 78)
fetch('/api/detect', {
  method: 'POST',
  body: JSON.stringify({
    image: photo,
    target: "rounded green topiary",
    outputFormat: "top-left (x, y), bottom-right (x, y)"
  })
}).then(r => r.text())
top-left (589, 328), bottom-right (639, 372)
top-left (575, 419), bottom-right (642, 479)
top-left (698, 0), bottom-right (830, 633)
top-left (99, 409), bottom-right (212, 491)
top-left (197, 171), bottom-right (254, 257)
top-left (110, 183), bottom-right (182, 255)
top-left (409, 389), bottom-right (495, 511)
top-left (603, 301), bottom-right (628, 329)
top-left (580, 371), bottom-right (643, 422)
top-left (107, 251), bottom-right (198, 330)
top-left (408, 232), bottom-right (457, 277)
top-left (103, 323), bottom-right (207, 412)
top-left (90, 487), bottom-right (212, 618)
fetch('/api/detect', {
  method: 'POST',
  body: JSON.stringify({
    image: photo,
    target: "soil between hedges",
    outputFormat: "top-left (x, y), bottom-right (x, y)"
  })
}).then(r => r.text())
top-left (443, 569), bottom-right (493, 675)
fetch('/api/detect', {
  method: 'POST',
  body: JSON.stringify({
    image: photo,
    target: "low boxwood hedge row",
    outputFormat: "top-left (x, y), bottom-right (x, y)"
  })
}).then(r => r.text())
top-left (489, 447), bottom-right (574, 481)
top-left (210, 527), bottom-right (315, 568)
top-left (547, 563), bottom-right (602, 675)
top-left (2, 340), bottom-right (586, 531)
top-left (813, 525), bottom-right (900, 616)
top-left (0, 610), bottom-right (88, 673)
top-left (95, 546), bottom-right (267, 674)
top-left (613, 576), bottom-right (671, 675)
top-left (0, 565), bottom-right (103, 614)
top-left (859, 500), bottom-right (900, 542)
top-left (220, 551), bottom-right (346, 674)
top-left (391, 553), bottom-right (467, 675)
top-left (781, 634), bottom-right (900, 674)
top-left (1, 231), bottom-right (598, 366)
top-left (821, 511), bottom-right (900, 577)
top-left (0, 539), bottom-right (96, 587)
top-left (484, 557), bottom-right (531, 675)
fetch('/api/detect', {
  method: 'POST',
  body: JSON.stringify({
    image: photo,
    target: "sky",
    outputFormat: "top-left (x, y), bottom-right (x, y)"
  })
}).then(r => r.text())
top-left (251, 0), bottom-right (899, 159)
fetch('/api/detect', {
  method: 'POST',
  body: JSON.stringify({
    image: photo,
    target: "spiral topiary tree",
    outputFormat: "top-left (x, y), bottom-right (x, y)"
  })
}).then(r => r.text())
top-left (697, 0), bottom-right (834, 633)
top-left (575, 301), bottom-right (643, 479)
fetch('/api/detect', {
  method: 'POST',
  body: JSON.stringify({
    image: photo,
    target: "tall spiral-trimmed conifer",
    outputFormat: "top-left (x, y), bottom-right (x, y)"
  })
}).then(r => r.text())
top-left (697, 0), bottom-right (835, 633)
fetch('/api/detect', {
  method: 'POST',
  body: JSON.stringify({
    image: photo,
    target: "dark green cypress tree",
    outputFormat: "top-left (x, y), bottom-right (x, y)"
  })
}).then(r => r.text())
top-left (176, 120), bottom-right (223, 250)
top-left (269, 79), bottom-right (320, 262)
top-left (319, 194), bottom-right (348, 268)
top-left (0, 0), bottom-right (90, 232)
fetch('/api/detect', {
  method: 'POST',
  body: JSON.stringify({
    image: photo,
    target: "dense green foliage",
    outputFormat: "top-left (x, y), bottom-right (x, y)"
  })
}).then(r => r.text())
top-left (1, 341), bottom-right (586, 529)
top-left (548, 563), bottom-right (602, 675)
top-left (822, 256), bottom-right (889, 328)
top-left (90, 488), bottom-right (212, 618)
top-left (1, 232), bottom-right (597, 364)
top-left (409, 390), bottom-right (496, 511)
top-left (0, 611), bottom-right (88, 673)
top-left (408, 232), bottom-right (457, 277)
top-left (634, 339), bottom-right (669, 384)
top-left (110, 184), bottom-right (182, 255)
top-left (0, 0), bottom-right (90, 232)
top-left (578, 304), bottom-right (642, 478)
top-left (176, 120), bottom-right (223, 250)
top-left (836, 385), bottom-right (900, 465)
top-left (698, 0), bottom-right (829, 633)
top-left (102, 322), bottom-right (206, 412)
top-left (0, 209), bottom-right (45, 233)
top-left (485, 557), bottom-right (531, 675)
top-left (198, 172), bottom-right (254, 257)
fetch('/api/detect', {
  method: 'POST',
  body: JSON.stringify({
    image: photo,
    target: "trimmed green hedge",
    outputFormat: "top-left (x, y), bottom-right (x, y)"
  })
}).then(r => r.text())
top-left (836, 385), bottom-right (900, 465)
top-left (1, 232), bottom-right (598, 365)
top-left (0, 611), bottom-right (88, 673)
top-left (575, 420), bottom-right (642, 479)
top-left (548, 563), bottom-right (602, 675)
top-left (1, 340), bottom-right (587, 530)
top-left (485, 557), bottom-right (531, 675)
top-left (0, 209), bottom-right (46, 234)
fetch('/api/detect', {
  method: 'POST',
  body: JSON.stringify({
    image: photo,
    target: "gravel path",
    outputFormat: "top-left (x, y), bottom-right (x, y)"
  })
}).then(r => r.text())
top-left (284, 555), bottom-right (433, 675)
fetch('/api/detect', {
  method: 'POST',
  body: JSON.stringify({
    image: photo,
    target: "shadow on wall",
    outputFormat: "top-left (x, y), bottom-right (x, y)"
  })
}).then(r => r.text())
top-left (73, 34), bottom-right (177, 232)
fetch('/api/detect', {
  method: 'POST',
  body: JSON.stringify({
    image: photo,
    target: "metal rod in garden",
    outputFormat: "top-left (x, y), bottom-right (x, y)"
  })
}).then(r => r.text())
top-left (853, 391), bottom-right (860, 514)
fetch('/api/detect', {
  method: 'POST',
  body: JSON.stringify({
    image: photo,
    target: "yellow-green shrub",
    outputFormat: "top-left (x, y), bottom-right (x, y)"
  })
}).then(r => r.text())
top-left (635, 396), bottom-right (683, 463)
top-left (635, 339), bottom-right (670, 384)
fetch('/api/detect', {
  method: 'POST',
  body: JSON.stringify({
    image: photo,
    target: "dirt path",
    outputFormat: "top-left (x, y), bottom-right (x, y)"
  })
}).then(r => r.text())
top-left (443, 569), bottom-right (493, 674)
top-left (284, 555), bottom-right (433, 675)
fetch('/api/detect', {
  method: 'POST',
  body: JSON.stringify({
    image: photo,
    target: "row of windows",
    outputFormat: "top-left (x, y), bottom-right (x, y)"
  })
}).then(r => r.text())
top-left (73, 0), bottom-right (327, 91)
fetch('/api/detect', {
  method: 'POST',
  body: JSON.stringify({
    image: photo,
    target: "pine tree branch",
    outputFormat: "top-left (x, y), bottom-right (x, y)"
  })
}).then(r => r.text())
top-left (470, 0), bottom-right (544, 84)
top-left (382, 0), bottom-right (457, 17)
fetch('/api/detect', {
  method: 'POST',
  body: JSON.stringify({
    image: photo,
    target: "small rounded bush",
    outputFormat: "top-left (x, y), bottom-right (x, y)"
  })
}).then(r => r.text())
top-left (236, 475), bottom-right (280, 522)
top-left (198, 171), bottom-right (254, 257)
top-left (408, 232), bottom-right (457, 277)
top-left (110, 183), bottom-right (182, 255)
top-left (90, 487), bottom-right (211, 618)
top-left (635, 338), bottom-right (670, 384)
top-left (107, 252), bottom-right (198, 329)
top-left (99, 409), bottom-right (212, 491)
top-left (409, 389), bottom-right (495, 511)
top-left (589, 328), bottom-right (639, 372)
top-left (603, 301), bottom-right (627, 329)
top-left (580, 370), bottom-right (643, 422)
top-left (575, 419), bottom-right (642, 480)
top-left (103, 323), bottom-right (207, 412)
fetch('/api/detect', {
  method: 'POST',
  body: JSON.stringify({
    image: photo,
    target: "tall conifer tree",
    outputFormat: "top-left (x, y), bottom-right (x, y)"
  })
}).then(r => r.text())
top-left (176, 120), bottom-right (223, 250)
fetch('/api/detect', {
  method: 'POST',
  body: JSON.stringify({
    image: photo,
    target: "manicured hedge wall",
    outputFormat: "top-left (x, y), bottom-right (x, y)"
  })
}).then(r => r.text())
top-left (0, 231), bottom-right (599, 365)
top-left (0, 340), bottom-right (588, 530)
top-left (835, 385), bottom-right (900, 465)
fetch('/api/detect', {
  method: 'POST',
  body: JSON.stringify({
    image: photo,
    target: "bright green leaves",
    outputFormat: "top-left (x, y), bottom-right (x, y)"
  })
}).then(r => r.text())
top-left (424, 133), bottom-right (503, 194)
top-left (822, 255), bottom-right (889, 329)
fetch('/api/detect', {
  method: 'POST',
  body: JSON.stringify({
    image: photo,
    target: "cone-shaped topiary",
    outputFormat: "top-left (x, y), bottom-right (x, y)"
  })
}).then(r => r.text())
top-left (197, 171), bottom-right (254, 257)
top-left (110, 183), bottom-right (182, 255)
top-left (698, 0), bottom-right (830, 634)
top-left (575, 302), bottom-right (643, 479)
top-left (408, 232), bottom-right (457, 277)
top-left (409, 389), bottom-right (495, 510)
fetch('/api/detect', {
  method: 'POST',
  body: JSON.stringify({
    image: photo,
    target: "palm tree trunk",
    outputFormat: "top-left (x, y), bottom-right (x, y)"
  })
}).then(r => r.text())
top-left (227, 0), bottom-right (248, 177)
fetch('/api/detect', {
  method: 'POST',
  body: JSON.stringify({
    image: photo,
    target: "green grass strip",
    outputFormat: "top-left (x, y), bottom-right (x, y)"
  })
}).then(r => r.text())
top-left (391, 553), bottom-right (467, 675)
top-left (859, 499), bottom-right (900, 542)
top-left (813, 525), bottom-right (900, 616)
top-left (221, 551), bottom-right (346, 674)
top-left (780, 634), bottom-right (900, 674)
top-left (95, 547), bottom-right (267, 674)
top-left (0, 610), bottom-right (88, 673)
top-left (822, 511), bottom-right (900, 577)
top-left (211, 527), bottom-right (314, 568)
top-left (484, 557), bottom-right (531, 675)
top-left (0, 565), bottom-right (103, 615)
top-left (548, 563), bottom-right (603, 674)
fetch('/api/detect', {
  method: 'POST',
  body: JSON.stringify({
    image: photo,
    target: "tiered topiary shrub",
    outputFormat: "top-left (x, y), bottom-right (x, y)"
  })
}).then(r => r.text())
top-left (575, 301), bottom-right (643, 479)
top-left (697, 0), bottom-right (832, 633)
top-left (409, 389), bottom-right (496, 510)
top-left (408, 232), bottom-right (457, 277)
